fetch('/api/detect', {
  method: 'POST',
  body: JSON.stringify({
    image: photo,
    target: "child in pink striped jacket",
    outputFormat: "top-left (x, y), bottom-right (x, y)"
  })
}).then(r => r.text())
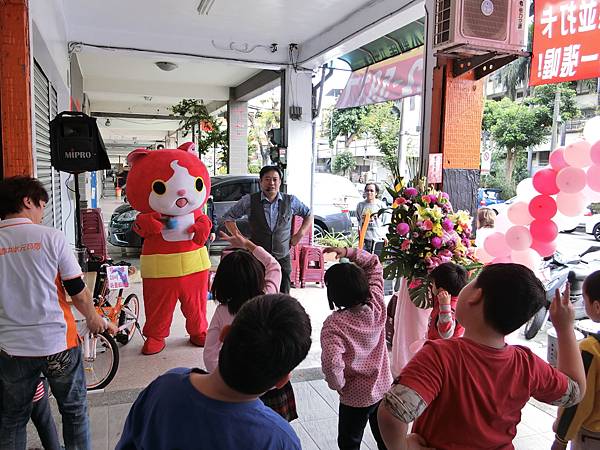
top-left (321, 247), bottom-right (392, 450)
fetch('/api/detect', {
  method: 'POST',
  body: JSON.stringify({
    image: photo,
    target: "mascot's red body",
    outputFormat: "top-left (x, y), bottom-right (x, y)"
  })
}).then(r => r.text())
top-left (127, 143), bottom-right (211, 355)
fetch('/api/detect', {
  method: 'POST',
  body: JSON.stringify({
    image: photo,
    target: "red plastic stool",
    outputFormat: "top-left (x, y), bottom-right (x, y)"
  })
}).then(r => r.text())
top-left (290, 245), bottom-right (301, 288)
top-left (299, 246), bottom-right (325, 288)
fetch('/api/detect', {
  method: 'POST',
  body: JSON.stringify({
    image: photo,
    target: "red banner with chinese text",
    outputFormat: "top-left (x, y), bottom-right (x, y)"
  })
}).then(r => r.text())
top-left (530, 0), bottom-right (600, 85)
top-left (336, 47), bottom-right (423, 109)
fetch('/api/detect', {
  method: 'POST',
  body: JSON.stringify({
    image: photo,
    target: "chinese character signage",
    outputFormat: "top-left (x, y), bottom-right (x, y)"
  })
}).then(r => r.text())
top-left (107, 266), bottom-right (130, 290)
top-left (336, 47), bottom-right (423, 109)
top-left (530, 0), bottom-right (600, 85)
top-left (428, 153), bottom-right (443, 184)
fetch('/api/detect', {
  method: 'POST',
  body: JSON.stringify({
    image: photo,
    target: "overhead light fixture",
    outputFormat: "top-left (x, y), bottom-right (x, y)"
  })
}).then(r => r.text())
top-left (105, 118), bottom-right (111, 127)
top-left (155, 61), bottom-right (178, 72)
top-left (197, 0), bottom-right (216, 15)
top-left (144, 96), bottom-right (153, 102)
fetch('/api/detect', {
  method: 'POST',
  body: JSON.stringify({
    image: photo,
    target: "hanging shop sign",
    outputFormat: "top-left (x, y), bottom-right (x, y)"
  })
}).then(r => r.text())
top-left (530, 0), bottom-right (600, 85)
top-left (336, 47), bottom-right (424, 109)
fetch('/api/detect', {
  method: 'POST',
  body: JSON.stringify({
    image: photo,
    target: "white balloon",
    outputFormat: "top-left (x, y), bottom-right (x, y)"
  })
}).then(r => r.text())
top-left (511, 248), bottom-right (540, 270)
top-left (516, 178), bottom-right (538, 200)
top-left (553, 211), bottom-right (580, 231)
top-left (494, 212), bottom-right (512, 232)
top-left (582, 186), bottom-right (600, 202)
top-left (584, 116), bottom-right (600, 143)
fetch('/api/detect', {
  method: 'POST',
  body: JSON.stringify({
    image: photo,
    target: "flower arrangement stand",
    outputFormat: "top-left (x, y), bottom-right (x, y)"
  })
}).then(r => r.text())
top-left (390, 278), bottom-right (432, 378)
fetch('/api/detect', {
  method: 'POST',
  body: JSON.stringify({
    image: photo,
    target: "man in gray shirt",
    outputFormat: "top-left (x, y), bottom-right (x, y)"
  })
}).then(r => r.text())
top-left (223, 166), bottom-right (313, 293)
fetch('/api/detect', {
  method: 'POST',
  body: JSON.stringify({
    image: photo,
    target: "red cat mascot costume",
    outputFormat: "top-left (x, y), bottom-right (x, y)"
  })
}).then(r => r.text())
top-left (127, 143), bottom-right (212, 355)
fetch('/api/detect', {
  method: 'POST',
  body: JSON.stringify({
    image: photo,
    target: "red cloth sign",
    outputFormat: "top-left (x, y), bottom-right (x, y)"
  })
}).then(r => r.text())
top-left (336, 47), bottom-right (423, 109)
top-left (530, 0), bottom-right (600, 85)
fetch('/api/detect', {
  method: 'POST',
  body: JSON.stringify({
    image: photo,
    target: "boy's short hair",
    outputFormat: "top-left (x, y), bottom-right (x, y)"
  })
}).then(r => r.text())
top-left (211, 249), bottom-right (266, 315)
top-left (324, 262), bottom-right (369, 310)
top-left (429, 262), bottom-right (468, 297)
top-left (0, 176), bottom-right (49, 220)
top-left (583, 270), bottom-right (600, 304)
top-left (259, 165), bottom-right (283, 180)
top-left (475, 263), bottom-right (546, 335)
top-left (218, 294), bottom-right (312, 395)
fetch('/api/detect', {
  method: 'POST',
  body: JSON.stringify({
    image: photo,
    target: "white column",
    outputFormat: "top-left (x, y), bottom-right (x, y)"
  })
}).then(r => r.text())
top-left (282, 69), bottom-right (313, 205)
top-left (227, 101), bottom-right (248, 174)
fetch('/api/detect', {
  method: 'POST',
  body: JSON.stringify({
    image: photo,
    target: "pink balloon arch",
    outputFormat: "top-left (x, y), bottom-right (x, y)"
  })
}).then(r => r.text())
top-left (480, 135), bottom-right (600, 271)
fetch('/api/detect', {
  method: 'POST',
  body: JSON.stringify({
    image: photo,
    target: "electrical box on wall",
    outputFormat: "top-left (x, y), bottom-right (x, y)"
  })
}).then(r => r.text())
top-left (289, 106), bottom-right (302, 121)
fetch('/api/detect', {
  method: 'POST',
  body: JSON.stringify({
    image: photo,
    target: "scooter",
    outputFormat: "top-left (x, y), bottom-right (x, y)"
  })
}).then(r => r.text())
top-left (523, 245), bottom-right (600, 339)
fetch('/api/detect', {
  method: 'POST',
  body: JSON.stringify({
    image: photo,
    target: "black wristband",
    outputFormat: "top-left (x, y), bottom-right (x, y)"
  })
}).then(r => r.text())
top-left (63, 277), bottom-right (85, 296)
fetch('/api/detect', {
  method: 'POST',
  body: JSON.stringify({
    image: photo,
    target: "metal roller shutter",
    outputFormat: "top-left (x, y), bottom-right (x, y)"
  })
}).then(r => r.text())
top-left (33, 62), bottom-right (62, 230)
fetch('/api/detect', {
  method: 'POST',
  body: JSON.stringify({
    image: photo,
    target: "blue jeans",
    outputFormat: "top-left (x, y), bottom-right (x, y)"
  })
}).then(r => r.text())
top-left (0, 346), bottom-right (90, 450)
top-left (30, 379), bottom-right (61, 450)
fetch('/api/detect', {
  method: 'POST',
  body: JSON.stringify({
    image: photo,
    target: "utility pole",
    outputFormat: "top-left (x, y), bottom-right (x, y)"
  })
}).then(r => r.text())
top-left (550, 89), bottom-right (561, 151)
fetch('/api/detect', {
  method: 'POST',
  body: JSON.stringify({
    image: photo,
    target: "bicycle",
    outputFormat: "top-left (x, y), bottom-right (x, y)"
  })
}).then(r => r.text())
top-left (79, 261), bottom-right (141, 390)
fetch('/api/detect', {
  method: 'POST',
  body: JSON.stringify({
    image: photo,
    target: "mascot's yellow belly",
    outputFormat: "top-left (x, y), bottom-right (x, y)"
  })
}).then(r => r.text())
top-left (140, 246), bottom-right (210, 278)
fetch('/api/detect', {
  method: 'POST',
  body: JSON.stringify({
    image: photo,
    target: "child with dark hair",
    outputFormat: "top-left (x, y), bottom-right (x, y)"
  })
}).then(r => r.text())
top-left (427, 262), bottom-right (468, 340)
top-left (321, 247), bottom-right (392, 450)
top-left (553, 270), bottom-right (600, 449)
top-left (378, 263), bottom-right (587, 450)
top-left (203, 229), bottom-right (299, 421)
top-left (117, 294), bottom-right (312, 450)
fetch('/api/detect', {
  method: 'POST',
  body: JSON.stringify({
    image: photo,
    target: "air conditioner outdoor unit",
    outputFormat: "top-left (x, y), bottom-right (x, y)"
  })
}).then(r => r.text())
top-left (433, 0), bottom-right (526, 55)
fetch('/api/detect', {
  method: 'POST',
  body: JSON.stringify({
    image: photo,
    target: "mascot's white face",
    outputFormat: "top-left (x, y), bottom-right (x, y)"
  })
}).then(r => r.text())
top-left (148, 160), bottom-right (207, 216)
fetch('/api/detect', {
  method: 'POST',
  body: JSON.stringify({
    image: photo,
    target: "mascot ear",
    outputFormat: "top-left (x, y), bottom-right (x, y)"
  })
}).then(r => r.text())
top-left (178, 142), bottom-right (197, 154)
top-left (127, 148), bottom-right (150, 167)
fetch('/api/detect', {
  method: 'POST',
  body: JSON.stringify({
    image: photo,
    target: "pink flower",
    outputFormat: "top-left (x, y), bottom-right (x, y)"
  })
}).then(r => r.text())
top-left (431, 236), bottom-right (442, 249)
top-left (421, 220), bottom-right (433, 231)
top-left (405, 187), bottom-right (418, 197)
top-left (396, 222), bottom-right (410, 235)
top-left (400, 240), bottom-right (411, 251)
top-left (441, 192), bottom-right (449, 199)
top-left (442, 218), bottom-right (454, 232)
top-left (409, 279), bottom-right (423, 289)
top-left (421, 195), bottom-right (432, 204)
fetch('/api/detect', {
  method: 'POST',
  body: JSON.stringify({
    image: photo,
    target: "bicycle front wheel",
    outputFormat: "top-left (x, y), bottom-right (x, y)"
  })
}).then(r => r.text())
top-left (118, 293), bottom-right (140, 345)
top-left (83, 332), bottom-right (120, 390)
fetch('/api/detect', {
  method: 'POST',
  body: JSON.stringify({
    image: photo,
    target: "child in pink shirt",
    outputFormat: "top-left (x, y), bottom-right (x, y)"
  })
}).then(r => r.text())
top-left (203, 230), bottom-right (301, 421)
top-left (320, 247), bottom-right (392, 450)
top-left (427, 262), bottom-right (468, 340)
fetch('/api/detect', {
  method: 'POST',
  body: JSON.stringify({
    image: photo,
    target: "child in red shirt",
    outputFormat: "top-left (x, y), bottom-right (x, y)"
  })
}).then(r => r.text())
top-left (378, 263), bottom-right (587, 450)
top-left (427, 262), bottom-right (468, 340)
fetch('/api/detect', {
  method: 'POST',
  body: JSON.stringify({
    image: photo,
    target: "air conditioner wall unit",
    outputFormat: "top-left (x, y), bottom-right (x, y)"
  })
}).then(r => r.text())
top-left (433, 0), bottom-right (526, 55)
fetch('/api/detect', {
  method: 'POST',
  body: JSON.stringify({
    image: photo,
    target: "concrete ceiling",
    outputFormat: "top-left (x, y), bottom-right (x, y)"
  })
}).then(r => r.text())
top-left (58, 0), bottom-right (423, 151)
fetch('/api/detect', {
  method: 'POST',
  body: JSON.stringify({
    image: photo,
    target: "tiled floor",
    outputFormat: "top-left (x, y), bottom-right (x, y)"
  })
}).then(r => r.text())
top-left (23, 196), bottom-right (562, 448)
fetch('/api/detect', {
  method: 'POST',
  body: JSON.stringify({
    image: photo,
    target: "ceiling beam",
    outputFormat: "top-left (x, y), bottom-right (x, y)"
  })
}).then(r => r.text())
top-left (85, 77), bottom-right (230, 100)
top-left (230, 70), bottom-right (281, 102)
top-left (91, 112), bottom-right (182, 120)
top-left (298, 0), bottom-right (425, 68)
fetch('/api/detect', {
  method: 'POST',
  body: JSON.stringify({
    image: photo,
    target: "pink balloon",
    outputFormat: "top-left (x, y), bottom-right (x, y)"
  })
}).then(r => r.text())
top-left (587, 164), bottom-right (600, 192)
top-left (507, 201), bottom-right (533, 226)
top-left (583, 185), bottom-right (600, 202)
top-left (505, 226), bottom-right (533, 251)
top-left (511, 249), bottom-right (540, 270)
top-left (590, 140), bottom-right (600, 165)
top-left (490, 256), bottom-right (513, 264)
top-left (549, 147), bottom-right (568, 171)
top-left (532, 168), bottom-right (559, 195)
top-left (556, 167), bottom-right (586, 193)
top-left (475, 246), bottom-right (494, 263)
top-left (494, 213), bottom-right (512, 232)
top-left (530, 219), bottom-right (558, 242)
top-left (528, 195), bottom-right (557, 220)
top-left (483, 232), bottom-right (511, 257)
top-left (556, 192), bottom-right (586, 217)
top-left (564, 140), bottom-right (592, 168)
top-left (531, 239), bottom-right (557, 257)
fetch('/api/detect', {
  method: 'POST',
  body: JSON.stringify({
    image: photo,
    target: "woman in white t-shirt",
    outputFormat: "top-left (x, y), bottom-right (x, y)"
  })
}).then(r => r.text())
top-left (474, 207), bottom-right (496, 248)
top-left (356, 182), bottom-right (386, 254)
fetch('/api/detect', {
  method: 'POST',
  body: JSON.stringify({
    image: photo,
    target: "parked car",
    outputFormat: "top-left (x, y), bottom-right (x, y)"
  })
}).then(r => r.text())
top-left (488, 196), bottom-right (516, 216)
top-left (585, 213), bottom-right (600, 241)
top-left (477, 188), bottom-right (503, 207)
top-left (108, 173), bottom-right (356, 249)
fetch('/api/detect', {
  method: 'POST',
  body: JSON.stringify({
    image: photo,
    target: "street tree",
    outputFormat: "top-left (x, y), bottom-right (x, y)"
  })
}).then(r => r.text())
top-left (483, 97), bottom-right (548, 185)
top-left (362, 102), bottom-right (401, 174)
top-left (329, 105), bottom-right (371, 148)
top-left (332, 151), bottom-right (356, 178)
top-left (248, 94), bottom-right (280, 167)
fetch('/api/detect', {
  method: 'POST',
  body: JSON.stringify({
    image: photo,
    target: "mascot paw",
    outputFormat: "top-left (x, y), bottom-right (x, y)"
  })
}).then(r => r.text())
top-left (189, 334), bottom-right (206, 347)
top-left (142, 337), bottom-right (166, 355)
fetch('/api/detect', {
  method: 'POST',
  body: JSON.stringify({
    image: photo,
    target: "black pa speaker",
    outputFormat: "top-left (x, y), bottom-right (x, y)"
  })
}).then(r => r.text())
top-left (50, 111), bottom-right (110, 173)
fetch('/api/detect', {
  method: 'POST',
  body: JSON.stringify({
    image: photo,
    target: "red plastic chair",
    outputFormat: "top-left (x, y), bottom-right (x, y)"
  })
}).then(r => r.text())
top-left (81, 208), bottom-right (109, 262)
top-left (299, 246), bottom-right (325, 288)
